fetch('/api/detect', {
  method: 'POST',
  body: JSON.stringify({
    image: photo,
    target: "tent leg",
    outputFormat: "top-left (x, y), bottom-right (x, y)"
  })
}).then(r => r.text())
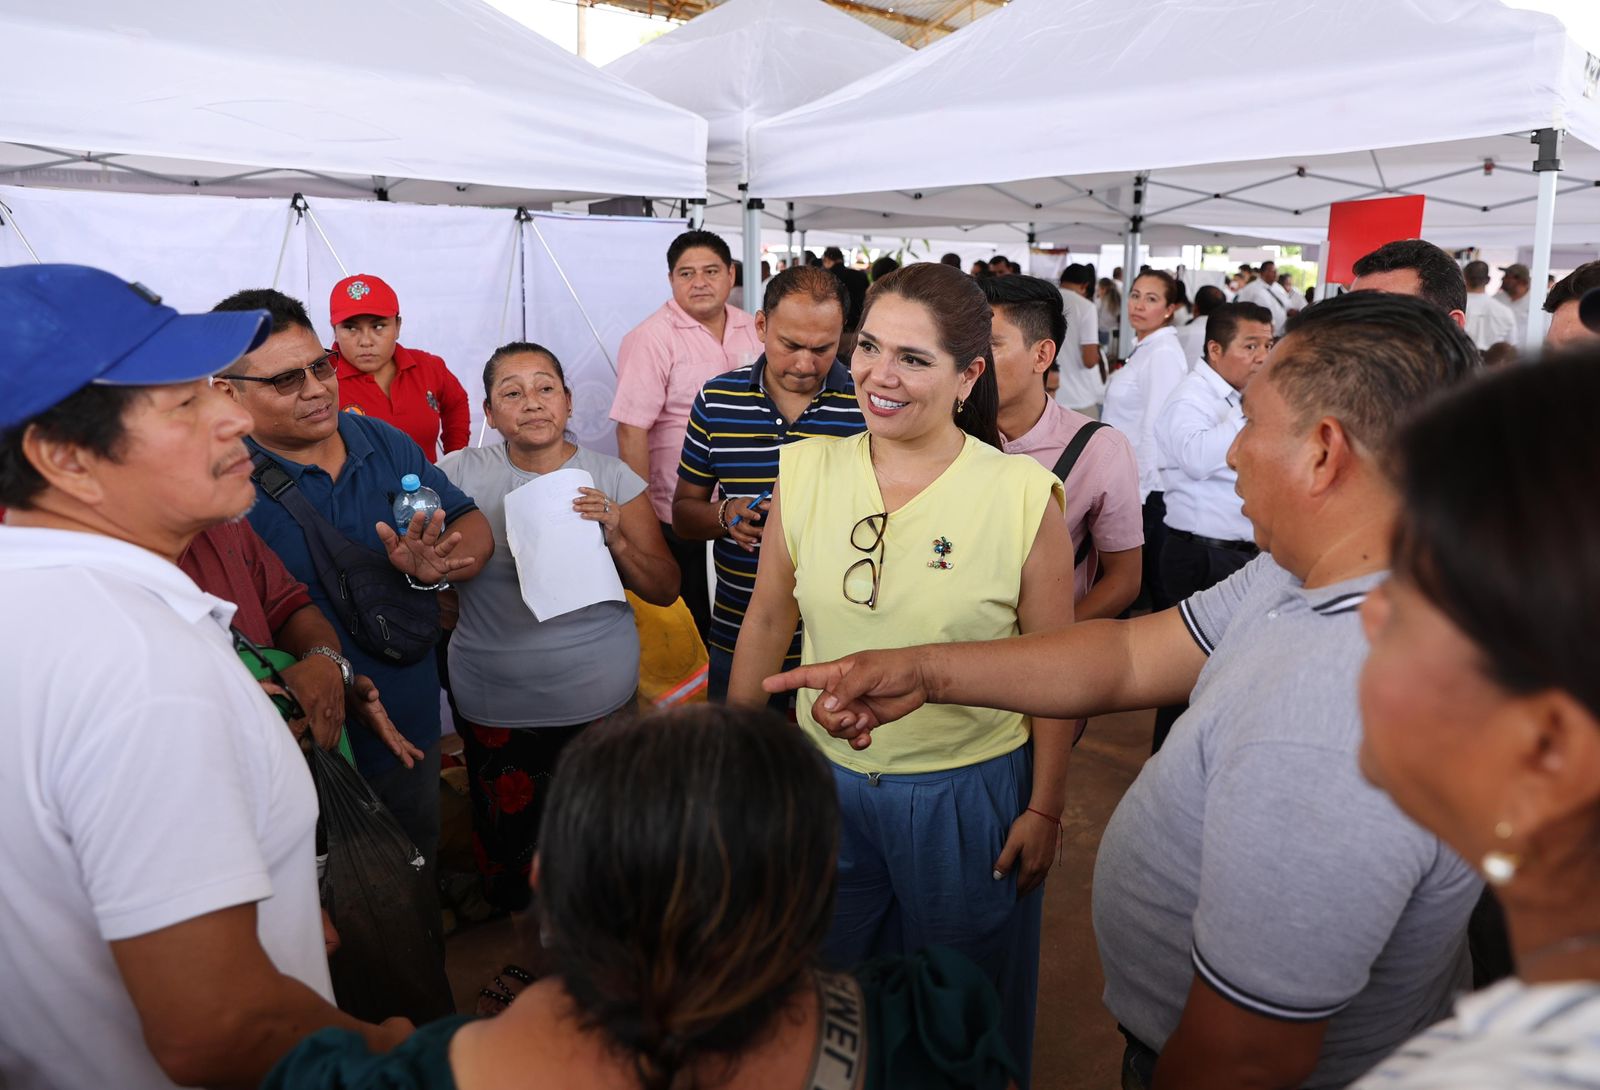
top-left (0, 198), bottom-right (42, 263)
top-left (688, 198), bottom-right (706, 230)
top-left (799, 230), bottom-right (808, 262)
top-left (786, 202), bottom-right (796, 271)
top-left (1119, 173), bottom-right (1147, 361)
top-left (1524, 128), bottom-right (1563, 354)
top-left (742, 189), bottom-right (764, 314)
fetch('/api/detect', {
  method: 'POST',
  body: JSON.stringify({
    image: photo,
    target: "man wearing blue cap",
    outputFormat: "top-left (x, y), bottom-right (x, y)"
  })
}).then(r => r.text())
top-left (0, 266), bottom-right (411, 1090)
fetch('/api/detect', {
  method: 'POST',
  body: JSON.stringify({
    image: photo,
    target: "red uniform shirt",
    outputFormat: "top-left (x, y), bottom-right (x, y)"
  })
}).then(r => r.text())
top-left (331, 343), bottom-right (471, 461)
top-left (177, 520), bottom-right (313, 646)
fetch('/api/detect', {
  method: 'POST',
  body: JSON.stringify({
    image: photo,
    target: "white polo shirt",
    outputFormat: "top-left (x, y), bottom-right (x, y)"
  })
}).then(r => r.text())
top-left (0, 527), bottom-right (330, 1090)
top-left (1056, 287), bottom-right (1106, 411)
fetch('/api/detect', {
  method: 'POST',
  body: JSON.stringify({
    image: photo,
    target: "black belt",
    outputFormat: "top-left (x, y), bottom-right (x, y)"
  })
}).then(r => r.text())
top-left (1168, 527), bottom-right (1259, 554)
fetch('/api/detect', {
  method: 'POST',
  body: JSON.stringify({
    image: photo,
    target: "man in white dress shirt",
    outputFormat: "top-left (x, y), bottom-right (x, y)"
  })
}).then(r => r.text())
top-left (1278, 268), bottom-right (1308, 313)
top-left (1156, 301), bottom-right (1273, 602)
top-left (1056, 263), bottom-right (1106, 416)
top-left (1234, 260), bottom-right (1289, 335)
top-left (0, 265), bottom-right (410, 1090)
top-left (1495, 262), bottom-right (1532, 345)
top-left (1462, 260), bottom-right (1516, 351)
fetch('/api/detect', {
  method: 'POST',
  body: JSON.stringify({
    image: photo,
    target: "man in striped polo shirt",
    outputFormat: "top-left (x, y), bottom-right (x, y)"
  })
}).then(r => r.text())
top-left (673, 266), bottom-right (866, 702)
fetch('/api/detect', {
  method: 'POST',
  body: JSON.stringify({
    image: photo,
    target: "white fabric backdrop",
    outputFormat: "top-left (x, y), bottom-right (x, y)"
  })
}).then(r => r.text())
top-left (300, 197), bottom-right (524, 450)
top-left (521, 212), bottom-right (689, 458)
top-left (0, 184), bottom-right (306, 311)
top-left (1, 187), bottom-right (690, 458)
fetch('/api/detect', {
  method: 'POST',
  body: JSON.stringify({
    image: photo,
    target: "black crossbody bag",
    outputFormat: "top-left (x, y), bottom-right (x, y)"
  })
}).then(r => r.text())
top-left (251, 455), bottom-right (441, 666)
top-left (1052, 420), bottom-right (1109, 567)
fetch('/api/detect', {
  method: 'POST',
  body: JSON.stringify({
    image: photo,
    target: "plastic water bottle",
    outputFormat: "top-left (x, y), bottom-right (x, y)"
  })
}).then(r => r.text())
top-left (393, 473), bottom-right (442, 531)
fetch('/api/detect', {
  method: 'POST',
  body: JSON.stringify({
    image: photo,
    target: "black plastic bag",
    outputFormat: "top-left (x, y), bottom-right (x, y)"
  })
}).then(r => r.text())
top-left (307, 743), bottom-right (455, 1024)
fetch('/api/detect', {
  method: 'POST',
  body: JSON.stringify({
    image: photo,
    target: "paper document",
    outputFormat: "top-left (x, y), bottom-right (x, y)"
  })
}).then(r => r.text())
top-left (503, 467), bottom-right (625, 621)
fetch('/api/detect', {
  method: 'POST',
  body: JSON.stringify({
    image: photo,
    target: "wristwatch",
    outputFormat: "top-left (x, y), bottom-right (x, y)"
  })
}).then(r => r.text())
top-left (301, 646), bottom-right (354, 688)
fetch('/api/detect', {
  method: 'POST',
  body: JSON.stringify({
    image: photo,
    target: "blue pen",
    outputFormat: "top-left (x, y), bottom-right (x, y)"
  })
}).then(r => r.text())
top-left (729, 489), bottom-right (772, 528)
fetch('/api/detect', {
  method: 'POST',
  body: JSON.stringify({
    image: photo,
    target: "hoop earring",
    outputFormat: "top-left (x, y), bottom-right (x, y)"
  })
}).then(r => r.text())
top-left (1482, 820), bottom-right (1521, 887)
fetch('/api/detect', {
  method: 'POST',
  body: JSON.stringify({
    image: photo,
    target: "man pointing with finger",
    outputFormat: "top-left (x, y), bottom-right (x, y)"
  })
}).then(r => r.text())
top-left (673, 266), bottom-right (865, 703)
top-left (767, 292), bottom-right (1485, 1090)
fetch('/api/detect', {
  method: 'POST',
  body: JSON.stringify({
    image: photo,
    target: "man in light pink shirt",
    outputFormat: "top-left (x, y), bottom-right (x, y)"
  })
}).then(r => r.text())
top-left (610, 229), bottom-right (761, 638)
top-left (982, 275), bottom-right (1144, 618)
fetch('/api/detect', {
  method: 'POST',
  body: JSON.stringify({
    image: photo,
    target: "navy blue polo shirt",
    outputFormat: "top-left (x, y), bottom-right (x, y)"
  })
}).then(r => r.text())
top-left (245, 414), bottom-right (477, 776)
top-left (678, 355), bottom-right (864, 658)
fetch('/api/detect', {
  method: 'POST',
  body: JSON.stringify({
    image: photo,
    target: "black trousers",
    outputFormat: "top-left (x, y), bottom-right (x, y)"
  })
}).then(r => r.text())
top-left (1150, 531), bottom-right (1257, 753)
top-left (1136, 493), bottom-right (1171, 614)
top-left (660, 520), bottom-right (712, 643)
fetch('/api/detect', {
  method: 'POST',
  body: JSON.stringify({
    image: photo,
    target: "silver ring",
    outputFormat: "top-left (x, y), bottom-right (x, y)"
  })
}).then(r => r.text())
top-left (603, 501), bottom-right (610, 513)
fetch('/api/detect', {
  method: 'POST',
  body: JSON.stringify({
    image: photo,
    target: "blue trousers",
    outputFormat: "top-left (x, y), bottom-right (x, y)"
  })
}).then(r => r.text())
top-left (824, 745), bottom-right (1043, 1087)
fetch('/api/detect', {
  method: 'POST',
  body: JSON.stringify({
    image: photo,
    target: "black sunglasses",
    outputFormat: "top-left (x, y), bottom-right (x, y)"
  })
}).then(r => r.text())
top-left (224, 352), bottom-right (335, 396)
top-left (843, 511), bottom-right (888, 609)
top-left (232, 628), bottom-right (307, 723)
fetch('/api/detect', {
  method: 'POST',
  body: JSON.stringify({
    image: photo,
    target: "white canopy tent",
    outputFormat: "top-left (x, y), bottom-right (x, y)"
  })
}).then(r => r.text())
top-left (0, 0), bottom-right (708, 207)
top-left (749, 0), bottom-right (1600, 349)
top-left (605, 0), bottom-right (912, 309)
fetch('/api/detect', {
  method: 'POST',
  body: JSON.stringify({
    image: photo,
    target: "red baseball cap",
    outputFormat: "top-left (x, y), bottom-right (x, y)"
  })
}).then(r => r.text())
top-left (329, 274), bottom-right (400, 325)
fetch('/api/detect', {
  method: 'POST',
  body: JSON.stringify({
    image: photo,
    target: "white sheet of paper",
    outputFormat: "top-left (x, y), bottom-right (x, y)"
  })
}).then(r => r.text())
top-left (503, 467), bottom-right (625, 622)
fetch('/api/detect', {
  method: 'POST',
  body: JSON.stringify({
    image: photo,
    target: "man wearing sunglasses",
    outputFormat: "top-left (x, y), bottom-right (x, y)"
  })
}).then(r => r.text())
top-left (211, 289), bottom-right (494, 881)
top-left (0, 265), bottom-right (411, 1090)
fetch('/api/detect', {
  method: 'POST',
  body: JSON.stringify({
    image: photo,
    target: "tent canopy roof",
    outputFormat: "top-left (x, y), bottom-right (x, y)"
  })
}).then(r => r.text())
top-left (748, 0), bottom-right (1600, 239)
top-left (0, 0), bottom-right (708, 204)
top-left (605, 0), bottom-right (909, 184)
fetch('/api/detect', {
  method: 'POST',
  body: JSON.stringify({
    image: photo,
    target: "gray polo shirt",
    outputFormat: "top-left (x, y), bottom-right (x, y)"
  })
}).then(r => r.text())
top-left (1092, 556), bottom-right (1480, 1090)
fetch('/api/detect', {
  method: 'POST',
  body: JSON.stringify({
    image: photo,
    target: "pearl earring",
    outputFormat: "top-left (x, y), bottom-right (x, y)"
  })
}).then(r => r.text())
top-left (1482, 820), bottom-right (1521, 887)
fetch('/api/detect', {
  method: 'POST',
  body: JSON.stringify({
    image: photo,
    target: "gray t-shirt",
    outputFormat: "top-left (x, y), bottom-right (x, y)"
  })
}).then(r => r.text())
top-left (438, 442), bottom-right (645, 728)
top-left (1092, 556), bottom-right (1480, 1089)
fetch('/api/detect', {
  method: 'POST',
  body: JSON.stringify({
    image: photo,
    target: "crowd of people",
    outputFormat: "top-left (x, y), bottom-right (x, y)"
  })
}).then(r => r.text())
top-left (3, 223), bottom-right (1600, 1090)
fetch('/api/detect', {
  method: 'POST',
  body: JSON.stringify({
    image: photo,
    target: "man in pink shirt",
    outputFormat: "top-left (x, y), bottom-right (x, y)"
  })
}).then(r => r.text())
top-left (611, 230), bottom-right (761, 638)
top-left (983, 275), bottom-right (1144, 619)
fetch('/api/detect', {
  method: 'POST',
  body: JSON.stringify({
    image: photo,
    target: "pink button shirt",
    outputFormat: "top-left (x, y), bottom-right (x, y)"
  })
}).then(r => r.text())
top-left (1003, 398), bottom-right (1144, 601)
top-left (610, 300), bottom-right (762, 521)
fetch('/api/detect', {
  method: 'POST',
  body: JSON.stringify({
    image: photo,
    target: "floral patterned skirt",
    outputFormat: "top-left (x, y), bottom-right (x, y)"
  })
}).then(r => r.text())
top-left (455, 713), bottom-right (608, 912)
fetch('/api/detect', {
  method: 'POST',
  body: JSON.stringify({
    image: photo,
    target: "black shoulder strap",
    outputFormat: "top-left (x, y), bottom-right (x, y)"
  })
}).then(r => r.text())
top-left (1051, 420), bottom-right (1108, 484)
top-left (250, 454), bottom-right (344, 567)
top-left (1050, 421), bottom-right (1109, 568)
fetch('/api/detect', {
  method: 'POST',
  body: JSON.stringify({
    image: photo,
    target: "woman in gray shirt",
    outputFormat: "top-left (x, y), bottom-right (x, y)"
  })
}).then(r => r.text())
top-left (439, 342), bottom-right (678, 930)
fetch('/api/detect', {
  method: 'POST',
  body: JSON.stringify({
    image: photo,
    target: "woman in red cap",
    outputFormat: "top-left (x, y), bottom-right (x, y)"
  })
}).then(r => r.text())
top-left (328, 273), bottom-right (471, 461)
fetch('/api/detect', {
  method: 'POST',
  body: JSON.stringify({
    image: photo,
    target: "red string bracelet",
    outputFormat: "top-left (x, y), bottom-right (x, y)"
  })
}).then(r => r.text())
top-left (1026, 806), bottom-right (1061, 826)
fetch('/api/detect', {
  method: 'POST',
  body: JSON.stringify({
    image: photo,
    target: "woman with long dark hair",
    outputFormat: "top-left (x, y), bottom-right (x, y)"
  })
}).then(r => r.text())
top-left (265, 706), bottom-right (1020, 1089)
top-left (729, 262), bottom-right (1075, 1085)
top-left (1354, 351), bottom-right (1600, 1085)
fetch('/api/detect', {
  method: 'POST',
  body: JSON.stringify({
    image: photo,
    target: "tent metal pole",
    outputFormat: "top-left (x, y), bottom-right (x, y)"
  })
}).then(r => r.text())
top-left (741, 184), bottom-right (763, 313)
top-left (1525, 128), bottom-right (1563, 355)
top-left (688, 198), bottom-right (706, 229)
top-left (1120, 173), bottom-right (1147, 360)
top-left (0, 198), bottom-right (42, 264)
top-left (786, 202), bottom-right (795, 268)
top-left (799, 229), bottom-right (808, 261)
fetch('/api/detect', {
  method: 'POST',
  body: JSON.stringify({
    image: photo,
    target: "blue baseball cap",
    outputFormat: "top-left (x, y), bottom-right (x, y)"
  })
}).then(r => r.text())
top-left (0, 264), bottom-right (272, 433)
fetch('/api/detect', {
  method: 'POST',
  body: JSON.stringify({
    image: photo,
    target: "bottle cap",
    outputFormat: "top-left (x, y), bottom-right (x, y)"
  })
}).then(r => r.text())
top-left (400, 473), bottom-right (421, 492)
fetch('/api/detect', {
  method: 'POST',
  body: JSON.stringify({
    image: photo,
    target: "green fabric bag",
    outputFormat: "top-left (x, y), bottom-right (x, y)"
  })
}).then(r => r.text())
top-left (236, 643), bottom-right (358, 768)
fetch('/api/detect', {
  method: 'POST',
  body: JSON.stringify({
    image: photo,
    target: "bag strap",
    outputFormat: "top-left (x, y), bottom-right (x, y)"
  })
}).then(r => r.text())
top-left (805, 970), bottom-right (868, 1090)
top-left (250, 453), bottom-right (349, 574)
top-left (1051, 421), bottom-right (1108, 568)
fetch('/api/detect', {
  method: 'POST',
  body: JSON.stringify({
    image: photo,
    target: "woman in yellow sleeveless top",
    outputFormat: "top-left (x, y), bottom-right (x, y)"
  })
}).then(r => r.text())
top-left (729, 262), bottom-right (1076, 1086)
